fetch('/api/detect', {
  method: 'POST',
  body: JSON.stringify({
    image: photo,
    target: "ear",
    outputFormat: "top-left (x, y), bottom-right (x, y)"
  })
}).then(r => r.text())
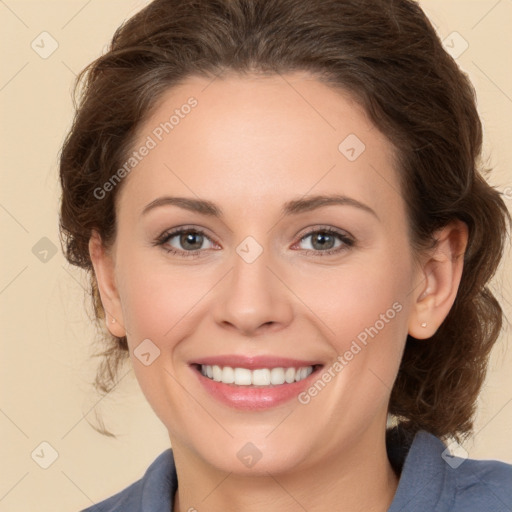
top-left (88, 230), bottom-right (126, 338)
top-left (408, 219), bottom-right (469, 339)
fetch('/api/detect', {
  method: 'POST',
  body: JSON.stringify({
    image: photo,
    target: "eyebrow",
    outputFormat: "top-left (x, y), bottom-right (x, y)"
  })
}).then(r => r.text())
top-left (141, 194), bottom-right (379, 220)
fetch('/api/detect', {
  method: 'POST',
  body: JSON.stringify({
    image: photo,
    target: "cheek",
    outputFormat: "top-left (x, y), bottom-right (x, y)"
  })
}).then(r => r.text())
top-left (114, 259), bottom-right (205, 424)
top-left (118, 265), bottom-right (205, 342)
top-left (294, 254), bottom-right (412, 389)
top-left (304, 259), bottom-right (409, 337)
top-left (113, 226), bottom-right (205, 333)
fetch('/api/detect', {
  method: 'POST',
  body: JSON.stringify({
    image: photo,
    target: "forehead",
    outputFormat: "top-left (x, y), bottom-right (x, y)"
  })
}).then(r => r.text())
top-left (117, 72), bottom-right (402, 221)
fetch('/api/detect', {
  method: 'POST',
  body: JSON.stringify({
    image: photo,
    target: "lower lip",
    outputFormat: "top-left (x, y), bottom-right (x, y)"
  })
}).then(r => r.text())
top-left (193, 366), bottom-right (322, 410)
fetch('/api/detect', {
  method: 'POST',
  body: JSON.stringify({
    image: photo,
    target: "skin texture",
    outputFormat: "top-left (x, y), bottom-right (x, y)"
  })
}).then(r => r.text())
top-left (89, 72), bottom-right (468, 512)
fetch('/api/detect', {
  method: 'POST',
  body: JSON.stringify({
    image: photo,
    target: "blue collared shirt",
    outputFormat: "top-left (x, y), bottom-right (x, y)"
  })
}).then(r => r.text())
top-left (81, 429), bottom-right (512, 511)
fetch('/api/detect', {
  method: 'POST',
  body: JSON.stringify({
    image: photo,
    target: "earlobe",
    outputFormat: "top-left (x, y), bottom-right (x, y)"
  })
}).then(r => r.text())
top-left (88, 230), bottom-right (126, 337)
top-left (408, 220), bottom-right (468, 340)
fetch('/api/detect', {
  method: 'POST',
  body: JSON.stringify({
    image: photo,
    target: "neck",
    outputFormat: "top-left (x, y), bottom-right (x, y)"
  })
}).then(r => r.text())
top-left (171, 424), bottom-right (399, 512)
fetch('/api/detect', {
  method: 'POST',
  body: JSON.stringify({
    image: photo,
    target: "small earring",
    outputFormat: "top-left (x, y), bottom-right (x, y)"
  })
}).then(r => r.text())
top-left (111, 317), bottom-right (116, 324)
top-left (420, 322), bottom-right (427, 328)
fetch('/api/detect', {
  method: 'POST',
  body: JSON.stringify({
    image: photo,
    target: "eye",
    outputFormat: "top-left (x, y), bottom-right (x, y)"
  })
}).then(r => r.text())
top-left (154, 227), bottom-right (217, 258)
top-left (294, 227), bottom-right (354, 256)
top-left (153, 225), bottom-right (354, 258)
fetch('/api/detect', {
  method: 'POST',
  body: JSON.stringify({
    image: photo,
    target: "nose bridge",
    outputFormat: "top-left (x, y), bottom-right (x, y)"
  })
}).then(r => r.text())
top-left (212, 237), bottom-right (293, 335)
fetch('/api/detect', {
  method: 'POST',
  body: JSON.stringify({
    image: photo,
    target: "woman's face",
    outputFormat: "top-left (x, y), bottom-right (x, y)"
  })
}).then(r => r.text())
top-left (100, 73), bottom-right (425, 474)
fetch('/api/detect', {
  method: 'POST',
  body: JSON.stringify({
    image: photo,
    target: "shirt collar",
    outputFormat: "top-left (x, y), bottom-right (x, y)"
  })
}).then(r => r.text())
top-left (387, 428), bottom-right (451, 512)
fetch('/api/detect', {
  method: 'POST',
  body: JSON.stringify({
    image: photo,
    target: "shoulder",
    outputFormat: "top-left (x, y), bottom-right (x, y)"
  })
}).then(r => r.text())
top-left (388, 429), bottom-right (512, 512)
top-left (450, 456), bottom-right (512, 510)
top-left (80, 479), bottom-right (144, 512)
top-left (79, 449), bottom-right (176, 512)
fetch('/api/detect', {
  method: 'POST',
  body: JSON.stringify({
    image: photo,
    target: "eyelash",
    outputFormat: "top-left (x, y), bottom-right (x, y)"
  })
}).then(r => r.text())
top-left (153, 225), bottom-right (355, 259)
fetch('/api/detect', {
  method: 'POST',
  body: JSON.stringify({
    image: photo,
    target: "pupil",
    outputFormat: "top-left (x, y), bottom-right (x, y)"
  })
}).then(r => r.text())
top-left (313, 232), bottom-right (334, 250)
top-left (181, 232), bottom-right (202, 250)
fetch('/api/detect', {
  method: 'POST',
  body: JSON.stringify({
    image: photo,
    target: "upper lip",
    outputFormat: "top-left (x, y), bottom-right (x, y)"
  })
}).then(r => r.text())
top-left (191, 355), bottom-right (323, 369)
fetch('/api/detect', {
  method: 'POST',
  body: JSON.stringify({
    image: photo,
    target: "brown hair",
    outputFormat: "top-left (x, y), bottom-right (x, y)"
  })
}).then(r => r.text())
top-left (59, 0), bottom-right (510, 442)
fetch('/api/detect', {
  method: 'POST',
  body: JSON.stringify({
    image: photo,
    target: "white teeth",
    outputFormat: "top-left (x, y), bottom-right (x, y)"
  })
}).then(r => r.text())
top-left (222, 366), bottom-right (235, 384)
top-left (285, 367), bottom-right (296, 383)
top-left (212, 365), bottom-right (222, 382)
top-left (270, 368), bottom-right (285, 385)
top-left (252, 368), bottom-right (271, 386)
top-left (234, 367), bottom-right (252, 385)
top-left (200, 365), bottom-right (315, 386)
top-left (295, 366), bottom-right (313, 382)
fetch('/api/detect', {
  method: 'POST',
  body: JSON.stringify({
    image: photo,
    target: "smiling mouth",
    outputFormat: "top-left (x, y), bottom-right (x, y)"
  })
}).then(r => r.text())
top-left (195, 364), bottom-right (322, 387)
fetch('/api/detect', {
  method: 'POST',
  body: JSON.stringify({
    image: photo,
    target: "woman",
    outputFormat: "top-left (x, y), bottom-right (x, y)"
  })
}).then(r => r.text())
top-left (59, 0), bottom-right (512, 510)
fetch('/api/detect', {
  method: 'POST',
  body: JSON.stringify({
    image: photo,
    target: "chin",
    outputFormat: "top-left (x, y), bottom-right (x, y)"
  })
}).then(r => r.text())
top-left (187, 431), bottom-right (311, 476)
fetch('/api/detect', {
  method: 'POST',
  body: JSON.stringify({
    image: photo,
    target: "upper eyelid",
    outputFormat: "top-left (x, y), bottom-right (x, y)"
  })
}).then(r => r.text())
top-left (295, 225), bottom-right (353, 240)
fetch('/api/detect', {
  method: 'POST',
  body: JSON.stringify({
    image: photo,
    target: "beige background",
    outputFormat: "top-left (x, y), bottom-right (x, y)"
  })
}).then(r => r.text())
top-left (0, 1), bottom-right (511, 510)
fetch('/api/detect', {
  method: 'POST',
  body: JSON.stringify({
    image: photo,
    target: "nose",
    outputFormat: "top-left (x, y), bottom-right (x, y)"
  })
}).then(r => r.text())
top-left (212, 247), bottom-right (294, 337)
